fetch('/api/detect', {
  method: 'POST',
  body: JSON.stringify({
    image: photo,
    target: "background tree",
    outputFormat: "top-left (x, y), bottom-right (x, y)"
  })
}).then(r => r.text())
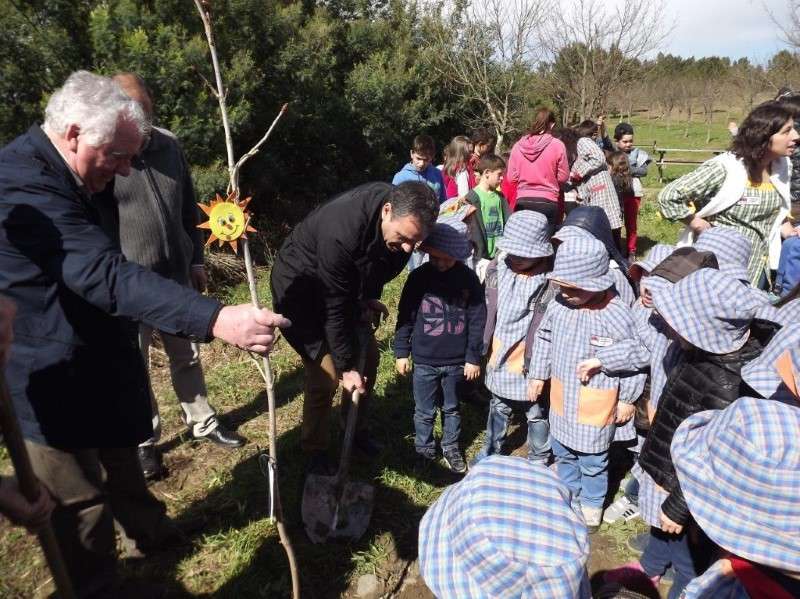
top-left (424, 0), bottom-right (548, 149)
top-left (540, 0), bottom-right (672, 123)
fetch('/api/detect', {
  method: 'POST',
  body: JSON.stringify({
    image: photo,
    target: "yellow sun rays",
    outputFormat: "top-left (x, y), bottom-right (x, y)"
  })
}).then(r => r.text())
top-left (197, 192), bottom-right (256, 254)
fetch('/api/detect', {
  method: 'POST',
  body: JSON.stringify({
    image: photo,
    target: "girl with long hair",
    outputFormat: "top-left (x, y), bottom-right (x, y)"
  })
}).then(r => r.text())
top-left (506, 107), bottom-right (569, 230)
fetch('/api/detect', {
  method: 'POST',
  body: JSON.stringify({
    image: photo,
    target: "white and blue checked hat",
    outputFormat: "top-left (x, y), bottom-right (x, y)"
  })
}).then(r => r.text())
top-left (548, 237), bottom-right (614, 292)
top-left (420, 221), bottom-right (472, 261)
top-left (419, 456), bottom-right (590, 599)
top-left (694, 227), bottom-right (752, 283)
top-left (552, 225), bottom-right (591, 244)
top-left (496, 210), bottom-right (553, 259)
top-left (629, 243), bottom-right (675, 280)
top-left (652, 268), bottom-right (762, 354)
top-left (672, 397), bottom-right (800, 572)
top-left (742, 324), bottom-right (800, 399)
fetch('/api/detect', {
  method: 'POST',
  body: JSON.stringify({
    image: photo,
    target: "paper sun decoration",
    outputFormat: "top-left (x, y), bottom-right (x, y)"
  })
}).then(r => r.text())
top-left (197, 192), bottom-right (256, 253)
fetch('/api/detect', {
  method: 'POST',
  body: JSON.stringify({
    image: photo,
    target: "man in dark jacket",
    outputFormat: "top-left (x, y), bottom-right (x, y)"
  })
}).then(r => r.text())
top-left (112, 73), bottom-right (244, 483)
top-left (271, 181), bottom-right (438, 471)
top-left (0, 70), bottom-right (289, 596)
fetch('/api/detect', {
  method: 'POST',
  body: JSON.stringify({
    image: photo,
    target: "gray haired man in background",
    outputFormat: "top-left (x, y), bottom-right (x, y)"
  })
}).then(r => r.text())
top-left (112, 73), bottom-right (244, 481)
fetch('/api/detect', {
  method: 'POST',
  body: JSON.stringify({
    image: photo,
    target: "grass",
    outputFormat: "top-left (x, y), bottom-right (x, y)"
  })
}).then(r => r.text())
top-left (612, 109), bottom-right (742, 190)
top-left (0, 156), bottom-right (684, 598)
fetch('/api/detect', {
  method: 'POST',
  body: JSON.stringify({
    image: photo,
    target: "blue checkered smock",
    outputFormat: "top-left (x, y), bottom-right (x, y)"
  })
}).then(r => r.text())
top-left (529, 294), bottom-right (646, 453)
top-left (682, 560), bottom-right (750, 598)
top-left (672, 398), bottom-right (800, 573)
top-left (419, 455), bottom-right (591, 598)
top-left (485, 255), bottom-right (550, 401)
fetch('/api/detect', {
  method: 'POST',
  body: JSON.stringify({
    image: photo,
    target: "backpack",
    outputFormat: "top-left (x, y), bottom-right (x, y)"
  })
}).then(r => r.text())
top-left (776, 236), bottom-right (800, 296)
top-left (482, 257), bottom-right (556, 375)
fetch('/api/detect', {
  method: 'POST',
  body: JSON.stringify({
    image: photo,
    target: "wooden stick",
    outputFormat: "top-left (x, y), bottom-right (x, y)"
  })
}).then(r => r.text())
top-left (242, 236), bottom-right (300, 598)
top-left (0, 372), bottom-right (75, 599)
top-left (192, 2), bottom-right (300, 596)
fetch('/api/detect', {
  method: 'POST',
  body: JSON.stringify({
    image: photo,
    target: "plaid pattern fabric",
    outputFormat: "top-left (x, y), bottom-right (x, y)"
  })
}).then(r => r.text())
top-left (496, 210), bottom-right (552, 258)
top-left (652, 269), bottom-right (762, 354)
top-left (553, 226), bottom-right (635, 305)
top-left (713, 188), bottom-right (783, 286)
top-left (548, 237), bottom-right (615, 292)
top-left (742, 324), bottom-right (800, 399)
top-left (419, 455), bottom-right (591, 599)
top-left (635, 465), bottom-right (670, 528)
top-left (658, 157), bottom-right (782, 285)
top-left (573, 138), bottom-right (623, 229)
top-left (682, 559), bottom-right (750, 599)
top-left (658, 157), bottom-right (726, 221)
top-left (672, 397), bottom-right (800, 572)
top-left (421, 221), bottom-right (471, 261)
top-left (629, 243), bottom-right (675, 279)
top-left (771, 297), bottom-right (800, 326)
top-left (485, 255), bottom-right (550, 401)
top-left (529, 293), bottom-right (646, 453)
top-left (694, 227), bottom-right (752, 283)
top-left (611, 267), bottom-right (636, 306)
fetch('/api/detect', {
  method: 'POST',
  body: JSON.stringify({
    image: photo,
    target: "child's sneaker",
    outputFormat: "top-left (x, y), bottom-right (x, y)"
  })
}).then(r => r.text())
top-left (602, 495), bottom-right (640, 524)
top-left (581, 505), bottom-right (603, 530)
top-left (603, 561), bottom-right (661, 589)
top-left (442, 448), bottom-right (467, 474)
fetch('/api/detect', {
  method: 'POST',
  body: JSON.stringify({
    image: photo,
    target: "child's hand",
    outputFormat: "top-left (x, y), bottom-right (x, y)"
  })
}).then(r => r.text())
top-left (615, 402), bottom-right (635, 424)
top-left (576, 358), bottom-right (602, 383)
top-left (395, 358), bottom-right (411, 376)
top-left (464, 363), bottom-right (480, 381)
top-left (659, 510), bottom-right (684, 535)
top-left (527, 379), bottom-right (545, 402)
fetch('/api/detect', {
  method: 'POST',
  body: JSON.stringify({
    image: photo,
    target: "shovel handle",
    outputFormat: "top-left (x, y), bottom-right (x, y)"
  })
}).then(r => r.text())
top-left (0, 371), bottom-right (76, 599)
top-left (336, 389), bottom-right (361, 480)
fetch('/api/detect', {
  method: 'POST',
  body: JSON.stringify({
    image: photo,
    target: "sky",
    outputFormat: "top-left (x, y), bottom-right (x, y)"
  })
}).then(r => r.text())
top-left (652, 0), bottom-right (790, 61)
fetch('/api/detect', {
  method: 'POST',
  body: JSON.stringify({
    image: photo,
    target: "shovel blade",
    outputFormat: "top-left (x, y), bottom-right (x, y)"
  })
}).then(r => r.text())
top-left (301, 474), bottom-right (374, 544)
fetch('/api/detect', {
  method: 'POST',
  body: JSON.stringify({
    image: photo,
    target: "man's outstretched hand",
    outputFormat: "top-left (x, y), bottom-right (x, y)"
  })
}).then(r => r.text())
top-left (212, 305), bottom-right (291, 354)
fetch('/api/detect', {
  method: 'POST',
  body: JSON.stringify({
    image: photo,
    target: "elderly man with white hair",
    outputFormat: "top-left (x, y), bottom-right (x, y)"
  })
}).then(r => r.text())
top-left (0, 70), bottom-right (290, 596)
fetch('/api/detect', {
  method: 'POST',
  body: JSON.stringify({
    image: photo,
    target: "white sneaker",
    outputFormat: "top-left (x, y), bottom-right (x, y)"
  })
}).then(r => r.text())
top-left (581, 505), bottom-right (603, 528)
top-left (602, 495), bottom-right (640, 524)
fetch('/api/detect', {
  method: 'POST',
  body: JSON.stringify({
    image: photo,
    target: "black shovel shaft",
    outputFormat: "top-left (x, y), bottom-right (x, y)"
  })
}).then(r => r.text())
top-left (0, 372), bottom-right (76, 599)
top-left (336, 390), bottom-right (360, 480)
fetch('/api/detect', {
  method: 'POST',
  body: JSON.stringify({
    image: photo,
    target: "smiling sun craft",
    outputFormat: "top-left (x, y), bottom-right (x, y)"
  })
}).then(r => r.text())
top-left (197, 192), bottom-right (257, 253)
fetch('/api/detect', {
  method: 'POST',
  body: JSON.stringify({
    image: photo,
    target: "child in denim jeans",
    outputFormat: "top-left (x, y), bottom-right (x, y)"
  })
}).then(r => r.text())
top-left (474, 211), bottom-right (555, 465)
top-left (528, 237), bottom-right (645, 529)
top-left (394, 221), bottom-right (486, 473)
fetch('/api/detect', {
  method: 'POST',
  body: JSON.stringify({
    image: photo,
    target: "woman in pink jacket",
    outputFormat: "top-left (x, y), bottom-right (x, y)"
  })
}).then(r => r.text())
top-left (507, 107), bottom-right (570, 231)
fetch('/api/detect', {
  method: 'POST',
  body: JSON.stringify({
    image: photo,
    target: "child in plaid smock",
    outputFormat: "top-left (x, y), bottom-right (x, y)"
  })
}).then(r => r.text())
top-left (674, 390), bottom-right (800, 598)
top-left (527, 236), bottom-right (645, 528)
top-left (475, 211), bottom-right (555, 465)
top-left (419, 455), bottom-right (592, 598)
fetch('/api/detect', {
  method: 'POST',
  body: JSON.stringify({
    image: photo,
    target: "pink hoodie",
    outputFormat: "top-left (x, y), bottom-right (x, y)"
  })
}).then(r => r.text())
top-left (507, 134), bottom-right (569, 203)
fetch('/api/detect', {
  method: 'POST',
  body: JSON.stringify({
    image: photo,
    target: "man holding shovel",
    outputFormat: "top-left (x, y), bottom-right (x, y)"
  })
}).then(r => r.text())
top-left (0, 71), bottom-right (290, 597)
top-left (271, 181), bottom-right (438, 474)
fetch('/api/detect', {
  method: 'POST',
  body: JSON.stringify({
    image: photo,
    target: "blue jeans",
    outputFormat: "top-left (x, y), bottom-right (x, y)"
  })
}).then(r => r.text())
top-left (412, 363), bottom-right (464, 452)
top-left (624, 472), bottom-right (640, 504)
top-left (640, 526), bottom-right (712, 599)
top-left (550, 436), bottom-right (609, 509)
top-left (475, 394), bottom-right (550, 463)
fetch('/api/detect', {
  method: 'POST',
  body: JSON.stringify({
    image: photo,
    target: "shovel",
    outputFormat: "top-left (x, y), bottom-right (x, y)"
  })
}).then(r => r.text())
top-left (301, 389), bottom-right (374, 543)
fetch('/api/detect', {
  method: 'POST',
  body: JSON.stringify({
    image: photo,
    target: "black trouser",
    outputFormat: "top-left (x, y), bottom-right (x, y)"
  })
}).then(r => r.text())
top-left (514, 197), bottom-right (560, 234)
top-left (25, 442), bottom-right (170, 597)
